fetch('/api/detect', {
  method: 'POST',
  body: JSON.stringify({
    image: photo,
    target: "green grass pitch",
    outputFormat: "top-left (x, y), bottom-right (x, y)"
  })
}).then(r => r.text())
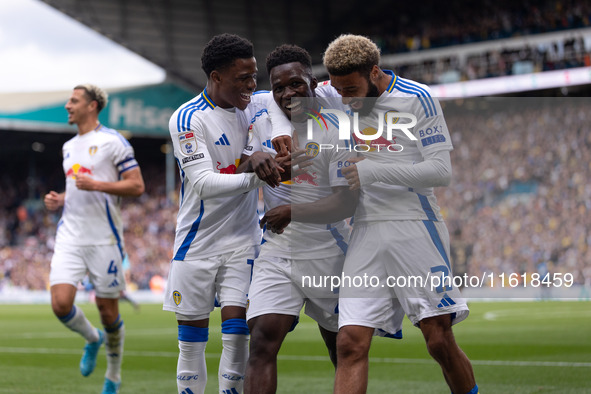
top-left (0, 301), bottom-right (590, 393)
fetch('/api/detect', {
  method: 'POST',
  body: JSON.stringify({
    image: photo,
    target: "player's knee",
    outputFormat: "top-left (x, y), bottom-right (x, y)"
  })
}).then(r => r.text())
top-left (96, 304), bottom-right (118, 325)
top-left (249, 317), bottom-right (293, 362)
top-left (249, 326), bottom-right (282, 360)
top-left (336, 328), bottom-right (370, 361)
top-left (51, 298), bottom-right (72, 318)
top-left (425, 334), bottom-right (452, 363)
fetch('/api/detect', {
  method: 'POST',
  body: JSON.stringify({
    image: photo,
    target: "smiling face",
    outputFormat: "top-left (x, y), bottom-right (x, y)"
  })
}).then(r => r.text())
top-left (64, 88), bottom-right (96, 125)
top-left (214, 57), bottom-right (258, 110)
top-left (329, 69), bottom-right (380, 116)
top-left (270, 62), bottom-right (317, 121)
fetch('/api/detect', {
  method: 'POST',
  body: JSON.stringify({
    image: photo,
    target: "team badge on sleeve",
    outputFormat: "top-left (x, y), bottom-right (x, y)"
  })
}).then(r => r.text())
top-left (178, 132), bottom-right (197, 156)
top-left (173, 290), bottom-right (182, 306)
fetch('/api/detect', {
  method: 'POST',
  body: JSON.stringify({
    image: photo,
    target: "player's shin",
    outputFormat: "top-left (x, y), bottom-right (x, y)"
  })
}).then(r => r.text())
top-left (59, 305), bottom-right (100, 343)
top-left (177, 325), bottom-right (209, 394)
top-left (104, 314), bottom-right (124, 383)
top-left (219, 319), bottom-right (249, 393)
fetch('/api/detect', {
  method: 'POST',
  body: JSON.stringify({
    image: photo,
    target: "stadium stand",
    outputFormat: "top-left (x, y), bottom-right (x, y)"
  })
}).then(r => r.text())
top-left (438, 98), bottom-right (591, 289)
top-left (40, 0), bottom-right (591, 89)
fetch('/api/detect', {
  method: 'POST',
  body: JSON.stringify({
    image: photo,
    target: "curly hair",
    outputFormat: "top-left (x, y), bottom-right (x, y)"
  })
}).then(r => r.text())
top-left (265, 44), bottom-right (313, 76)
top-left (74, 84), bottom-right (108, 112)
top-left (201, 33), bottom-right (254, 77)
top-left (322, 34), bottom-right (380, 77)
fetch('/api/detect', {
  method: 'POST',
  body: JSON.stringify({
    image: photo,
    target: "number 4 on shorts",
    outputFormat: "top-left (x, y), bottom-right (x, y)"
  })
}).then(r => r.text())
top-left (108, 260), bottom-right (118, 275)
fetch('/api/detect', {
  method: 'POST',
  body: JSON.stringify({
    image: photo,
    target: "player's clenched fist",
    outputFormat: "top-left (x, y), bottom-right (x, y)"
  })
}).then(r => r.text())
top-left (44, 191), bottom-right (64, 211)
top-left (75, 173), bottom-right (98, 191)
top-left (340, 156), bottom-right (365, 190)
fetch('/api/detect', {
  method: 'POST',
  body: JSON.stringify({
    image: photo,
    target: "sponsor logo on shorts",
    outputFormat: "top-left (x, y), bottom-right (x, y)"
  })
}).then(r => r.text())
top-left (173, 290), bottom-right (182, 306)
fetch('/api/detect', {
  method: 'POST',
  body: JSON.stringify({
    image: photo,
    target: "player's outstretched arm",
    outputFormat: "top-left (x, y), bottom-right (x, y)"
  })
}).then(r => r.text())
top-left (75, 167), bottom-right (145, 197)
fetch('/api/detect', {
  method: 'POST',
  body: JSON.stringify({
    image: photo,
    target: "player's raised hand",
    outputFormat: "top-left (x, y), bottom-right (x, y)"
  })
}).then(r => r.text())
top-left (44, 191), bottom-right (64, 211)
top-left (260, 204), bottom-right (291, 234)
top-left (340, 156), bottom-right (366, 191)
top-left (271, 135), bottom-right (293, 158)
top-left (276, 149), bottom-right (314, 182)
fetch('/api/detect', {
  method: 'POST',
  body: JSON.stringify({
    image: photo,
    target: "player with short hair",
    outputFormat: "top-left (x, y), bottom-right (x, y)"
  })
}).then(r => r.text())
top-left (45, 83), bottom-right (145, 394)
top-left (164, 33), bottom-right (290, 394)
top-left (320, 34), bottom-right (479, 394)
top-left (240, 44), bottom-right (358, 393)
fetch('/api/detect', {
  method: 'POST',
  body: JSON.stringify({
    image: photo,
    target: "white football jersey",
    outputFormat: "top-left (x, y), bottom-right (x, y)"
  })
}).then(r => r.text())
top-left (57, 125), bottom-right (138, 249)
top-left (243, 93), bottom-right (353, 259)
top-left (169, 90), bottom-right (262, 260)
top-left (316, 71), bottom-right (453, 222)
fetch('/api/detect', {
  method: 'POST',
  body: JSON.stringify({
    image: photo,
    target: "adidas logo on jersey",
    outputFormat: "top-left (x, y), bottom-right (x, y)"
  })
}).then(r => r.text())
top-left (214, 133), bottom-right (231, 146)
top-left (108, 279), bottom-right (119, 288)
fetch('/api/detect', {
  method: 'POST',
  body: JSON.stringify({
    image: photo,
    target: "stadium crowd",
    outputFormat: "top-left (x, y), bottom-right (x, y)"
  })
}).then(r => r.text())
top-left (393, 34), bottom-right (590, 85)
top-left (1, 102), bottom-right (590, 294)
top-left (366, 0), bottom-right (591, 53)
top-left (345, 0), bottom-right (591, 84)
top-left (438, 98), bottom-right (591, 288)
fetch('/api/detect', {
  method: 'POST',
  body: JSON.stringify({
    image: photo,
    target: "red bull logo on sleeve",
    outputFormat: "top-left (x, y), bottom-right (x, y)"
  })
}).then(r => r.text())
top-left (66, 163), bottom-right (93, 178)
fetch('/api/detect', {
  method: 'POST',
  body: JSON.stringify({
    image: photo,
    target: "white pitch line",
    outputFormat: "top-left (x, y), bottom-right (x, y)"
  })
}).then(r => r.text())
top-left (0, 328), bottom-right (178, 339)
top-left (0, 347), bottom-right (590, 368)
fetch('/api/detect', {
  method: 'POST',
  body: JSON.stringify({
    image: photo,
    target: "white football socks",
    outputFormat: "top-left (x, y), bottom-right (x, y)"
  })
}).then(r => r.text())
top-left (59, 305), bottom-right (99, 343)
top-left (104, 315), bottom-right (125, 383)
top-left (177, 326), bottom-right (209, 394)
top-left (218, 333), bottom-right (249, 394)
